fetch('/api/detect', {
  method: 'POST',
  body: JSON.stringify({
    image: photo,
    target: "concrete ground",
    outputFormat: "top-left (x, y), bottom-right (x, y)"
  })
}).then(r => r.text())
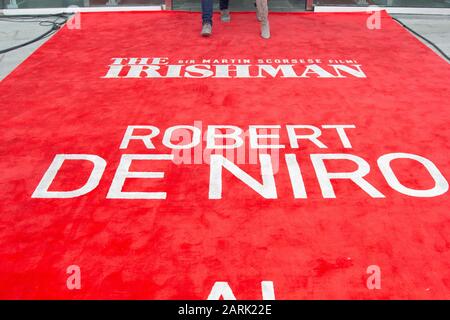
top-left (0, 17), bottom-right (58, 80)
top-left (392, 14), bottom-right (450, 59)
top-left (0, 13), bottom-right (449, 81)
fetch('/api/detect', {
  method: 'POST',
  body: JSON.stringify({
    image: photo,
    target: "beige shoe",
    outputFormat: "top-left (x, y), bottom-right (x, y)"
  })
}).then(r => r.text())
top-left (261, 20), bottom-right (270, 39)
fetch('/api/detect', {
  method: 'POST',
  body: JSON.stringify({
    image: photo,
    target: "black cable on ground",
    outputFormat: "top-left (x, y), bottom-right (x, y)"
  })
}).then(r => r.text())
top-left (392, 16), bottom-right (450, 63)
top-left (0, 13), bottom-right (70, 54)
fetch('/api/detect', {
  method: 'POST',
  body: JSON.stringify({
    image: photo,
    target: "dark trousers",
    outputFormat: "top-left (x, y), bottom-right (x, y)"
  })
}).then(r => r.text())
top-left (201, 0), bottom-right (229, 24)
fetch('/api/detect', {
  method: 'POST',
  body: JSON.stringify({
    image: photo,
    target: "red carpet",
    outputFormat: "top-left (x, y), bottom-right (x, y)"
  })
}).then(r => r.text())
top-left (0, 11), bottom-right (449, 299)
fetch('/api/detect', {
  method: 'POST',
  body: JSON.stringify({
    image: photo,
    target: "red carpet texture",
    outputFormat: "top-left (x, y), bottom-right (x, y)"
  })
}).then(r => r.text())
top-left (0, 11), bottom-right (449, 299)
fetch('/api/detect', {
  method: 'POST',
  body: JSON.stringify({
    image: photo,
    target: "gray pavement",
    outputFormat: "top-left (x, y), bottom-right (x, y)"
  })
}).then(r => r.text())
top-left (392, 14), bottom-right (450, 59)
top-left (0, 18), bottom-right (54, 80)
top-left (0, 13), bottom-right (449, 81)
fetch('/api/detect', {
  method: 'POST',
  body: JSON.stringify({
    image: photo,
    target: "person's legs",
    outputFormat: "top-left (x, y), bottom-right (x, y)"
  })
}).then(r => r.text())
top-left (201, 0), bottom-right (231, 35)
top-left (256, 0), bottom-right (270, 39)
top-left (201, 0), bottom-right (214, 36)
top-left (219, 0), bottom-right (229, 10)
top-left (256, 0), bottom-right (268, 22)
top-left (220, 0), bottom-right (231, 22)
top-left (201, 0), bottom-right (214, 25)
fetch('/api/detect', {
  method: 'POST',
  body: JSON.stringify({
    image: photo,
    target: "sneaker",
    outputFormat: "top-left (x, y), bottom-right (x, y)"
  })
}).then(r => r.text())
top-left (261, 20), bottom-right (270, 39)
top-left (221, 9), bottom-right (231, 22)
top-left (201, 23), bottom-right (212, 37)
